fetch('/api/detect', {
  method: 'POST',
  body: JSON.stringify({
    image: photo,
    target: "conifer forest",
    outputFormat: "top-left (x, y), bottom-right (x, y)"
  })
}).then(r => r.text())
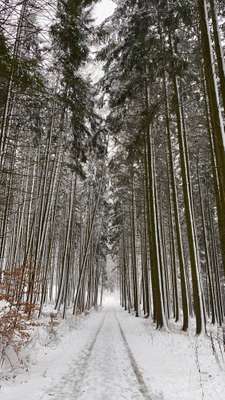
top-left (0, 1), bottom-right (225, 399)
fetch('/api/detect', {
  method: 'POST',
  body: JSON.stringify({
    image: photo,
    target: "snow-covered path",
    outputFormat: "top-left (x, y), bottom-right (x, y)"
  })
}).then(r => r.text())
top-left (1, 297), bottom-right (225, 400)
top-left (41, 307), bottom-right (155, 400)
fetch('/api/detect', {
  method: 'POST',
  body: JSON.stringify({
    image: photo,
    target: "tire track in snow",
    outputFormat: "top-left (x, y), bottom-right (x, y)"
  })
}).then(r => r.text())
top-left (42, 312), bottom-right (106, 400)
top-left (42, 309), bottom-right (162, 400)
top-left (115, 312), bottom-right (162, 400)
top-left (71, 312), bottom-right (107, 399)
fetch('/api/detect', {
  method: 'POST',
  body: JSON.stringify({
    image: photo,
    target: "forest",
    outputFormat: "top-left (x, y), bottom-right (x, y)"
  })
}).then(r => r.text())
top-left (0, 1), bottom-right (225, 395)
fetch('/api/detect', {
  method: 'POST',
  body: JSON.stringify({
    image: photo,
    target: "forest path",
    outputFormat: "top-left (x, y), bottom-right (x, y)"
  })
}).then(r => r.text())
top-left (42, 306), bottom-right (157, 400)
top-left (2, 297), bottom-right (225, 400)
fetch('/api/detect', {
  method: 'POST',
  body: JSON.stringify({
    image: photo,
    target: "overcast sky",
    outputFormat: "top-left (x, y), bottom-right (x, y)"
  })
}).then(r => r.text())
top-left (92, 0), bottom-right (116, 25)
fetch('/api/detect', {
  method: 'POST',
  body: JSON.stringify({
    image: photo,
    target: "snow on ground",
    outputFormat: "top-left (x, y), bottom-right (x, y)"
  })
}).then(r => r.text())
top-left (1, 294), bottom-right (225, 400)
top-left (0, 308), bottom-right (103, 399)
top-left (116, 307), bottom-right (225, 400)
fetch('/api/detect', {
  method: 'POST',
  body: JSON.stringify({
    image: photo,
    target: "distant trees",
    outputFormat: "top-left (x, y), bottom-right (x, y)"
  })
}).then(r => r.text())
top-left (99, 0), bottom-right (225, 334)
top-left (0, 0), bottom-right (224, 345)
top-left (0, 0), bottom-right (108, 342)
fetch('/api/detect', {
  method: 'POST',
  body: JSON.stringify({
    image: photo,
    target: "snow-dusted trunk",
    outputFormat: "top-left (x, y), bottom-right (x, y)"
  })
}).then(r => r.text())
top-left (167, 186), bottom-right (179, 322)
top-left (170, 34), bottom-right (204, 333)
top-left (156, 186), bottom-right (170, 322)
top-left (130, 172), bottom-right (138, 317)
top-left (163, 72), bottom-right (189, 331)
top-left (34, 101), bottom-right (56, 268)
top-left (199, 65), bottom-right (225, 284)
top-left (27, 102), bottom-right (56, 311)
top-left (198, 0), bottom-right (225, 278)
top-left (73, 179), bottom-right (103, 315)
top-left (143, 138), bottom-right (153, 318)
top-left (11, 157), bottom-right (30, 268)
top-left (198, 0), bottom-right (225, 212)
top-left (0, 164), bottom-right (13, 273)
top-left (37, 149), bottom-right (63, 312)
top-left (144, 110), bottom-right (166, 329)
top-left (55, 173), bottom-right (76, 313)
top-left (62, 174), bottom-right (76, 317)
top-left (0, 0), bottom-right (28, 166)
top-left (140, 180), bottom-right (150, 317)
top-left (209, 0), bottom-right (225, 112)
top-left (197, 163), bottom-right (216, 324)
top-left (206, 192), bottom-right (224, 324)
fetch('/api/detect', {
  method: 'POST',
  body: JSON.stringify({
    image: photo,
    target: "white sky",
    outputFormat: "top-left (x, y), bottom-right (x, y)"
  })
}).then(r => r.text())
top-left (92, 0), bottom-right (116, 25)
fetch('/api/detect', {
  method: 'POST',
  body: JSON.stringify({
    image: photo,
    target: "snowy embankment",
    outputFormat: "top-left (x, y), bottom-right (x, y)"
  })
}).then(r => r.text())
top-left (116, 308), bottom-right (225, 400)
top-left (0, 296), bottom-right (225, 400)
top-left (0, 306), bottom-right (103, 400)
